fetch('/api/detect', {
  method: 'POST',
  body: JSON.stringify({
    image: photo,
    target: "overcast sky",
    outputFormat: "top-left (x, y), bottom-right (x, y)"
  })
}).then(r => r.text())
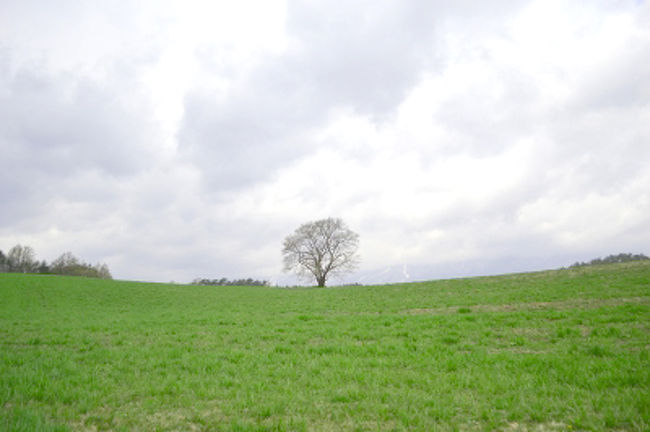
top-left (1, 0), bottom-right (649, 284)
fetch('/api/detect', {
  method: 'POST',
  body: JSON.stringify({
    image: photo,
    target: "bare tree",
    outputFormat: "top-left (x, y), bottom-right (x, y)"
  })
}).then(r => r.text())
top-left (94, 263), bottom-right (113, 280)
top-left (282, 217), bottom-right (360, 287)
top-left (51, 252), bottom-right (80, 274)
top-left (7, 244), bottom-right (36, 273)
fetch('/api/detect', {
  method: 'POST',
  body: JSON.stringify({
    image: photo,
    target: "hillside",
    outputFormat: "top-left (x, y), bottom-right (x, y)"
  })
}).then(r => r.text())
top-left (1, 262), bottom-right (649, 431)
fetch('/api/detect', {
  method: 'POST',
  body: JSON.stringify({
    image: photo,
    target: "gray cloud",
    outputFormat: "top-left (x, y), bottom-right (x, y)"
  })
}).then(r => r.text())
top-left (178, 1), bottom-right (456, 190)
top-left (1, 0), bottom-right (648, 283)
top-left (3, 74), bottom-right (150, 172)
top-left (284, 1), bottom-right (441, 114)
top-left (178, 85), bottom-right (316, 190)
top-left (0, 58), bottom-right (158, 227)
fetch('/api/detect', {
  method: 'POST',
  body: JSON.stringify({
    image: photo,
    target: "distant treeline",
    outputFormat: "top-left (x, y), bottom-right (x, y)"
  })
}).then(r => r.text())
top-left (0, 245), bottom-right (112, 279)
top-left (570, 253), bottom-right (649, 268)
top-left (191, 277), bottom-right (269, 287)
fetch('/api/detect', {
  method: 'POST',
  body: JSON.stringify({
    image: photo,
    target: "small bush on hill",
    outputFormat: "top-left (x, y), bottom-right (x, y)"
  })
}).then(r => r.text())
top-left (570, 252), bottom-right (649, 268)
top-left (191, 277), bottom-right (269, 287)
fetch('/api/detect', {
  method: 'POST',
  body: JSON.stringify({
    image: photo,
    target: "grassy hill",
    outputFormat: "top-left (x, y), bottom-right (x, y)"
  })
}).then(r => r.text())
top-left (1, 262), bottom-right (648, 431)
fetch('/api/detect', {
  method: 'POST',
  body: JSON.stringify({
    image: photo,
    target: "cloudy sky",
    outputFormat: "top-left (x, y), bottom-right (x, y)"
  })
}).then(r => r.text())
top-left (1, 0), bottom-right (649, 284)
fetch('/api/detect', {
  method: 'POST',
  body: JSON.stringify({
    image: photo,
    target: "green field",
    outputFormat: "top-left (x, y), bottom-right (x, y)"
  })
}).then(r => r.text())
top-left (1, 262), bottom-right (649, 431)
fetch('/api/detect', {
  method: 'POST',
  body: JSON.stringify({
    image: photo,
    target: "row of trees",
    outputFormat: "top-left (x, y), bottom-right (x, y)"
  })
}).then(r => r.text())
top-left (0, 245), bottom-right (112, 279)
top-left (191, 277), bottom-right (269, 286)
top-left (3, 217), bottom-right (359, 287)
top-left (570, 253), bottom-right (649, 268)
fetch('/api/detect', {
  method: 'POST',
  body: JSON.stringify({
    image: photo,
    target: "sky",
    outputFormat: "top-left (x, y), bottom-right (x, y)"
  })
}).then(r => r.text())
top-left (1, 0), bottom-right (649, 285)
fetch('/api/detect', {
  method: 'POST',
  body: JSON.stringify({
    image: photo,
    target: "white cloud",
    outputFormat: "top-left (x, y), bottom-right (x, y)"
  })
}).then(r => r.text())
top-left (1, 0), bottom-right (648, 283)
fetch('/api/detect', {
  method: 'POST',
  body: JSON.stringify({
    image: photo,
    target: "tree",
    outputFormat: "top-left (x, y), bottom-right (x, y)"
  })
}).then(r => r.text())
top-left (190, 277), bottom-right (269, 286)
top-left (94, 263), bottom-right (112, 280)
top-left (0, 250), bottom-right (6, 272)
top-left (570, 252), bottom-right (649, 268)
top-left (35, 260), bottom-right (50, 274)
top-left (282, 217), bottom-right (360, 287)
top-left (50, 252), bottom-right (80, 274)
top-left (50, 252), bottom-right (112, 279)
top-left (7, 244), bottom-right (36, 273)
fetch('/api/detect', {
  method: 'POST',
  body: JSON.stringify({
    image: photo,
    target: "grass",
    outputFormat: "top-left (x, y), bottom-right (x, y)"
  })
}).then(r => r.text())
top-left (0, 261), bottom-right (648, 431)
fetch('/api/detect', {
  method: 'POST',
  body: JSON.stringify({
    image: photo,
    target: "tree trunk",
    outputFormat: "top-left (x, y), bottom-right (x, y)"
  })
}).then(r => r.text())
top-left (316, 276), bottom-right (326, 287)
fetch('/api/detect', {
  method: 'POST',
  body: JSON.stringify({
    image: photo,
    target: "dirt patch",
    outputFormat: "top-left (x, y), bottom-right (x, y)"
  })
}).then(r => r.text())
top-left (403, 297), bottom-right (649, 315)
top-left (505, 421), bottom-right (568, 431)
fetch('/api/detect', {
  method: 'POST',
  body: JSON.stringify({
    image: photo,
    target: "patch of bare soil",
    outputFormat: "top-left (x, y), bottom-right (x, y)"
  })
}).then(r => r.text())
top-left (403, 296), bottom-right (648, 315)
